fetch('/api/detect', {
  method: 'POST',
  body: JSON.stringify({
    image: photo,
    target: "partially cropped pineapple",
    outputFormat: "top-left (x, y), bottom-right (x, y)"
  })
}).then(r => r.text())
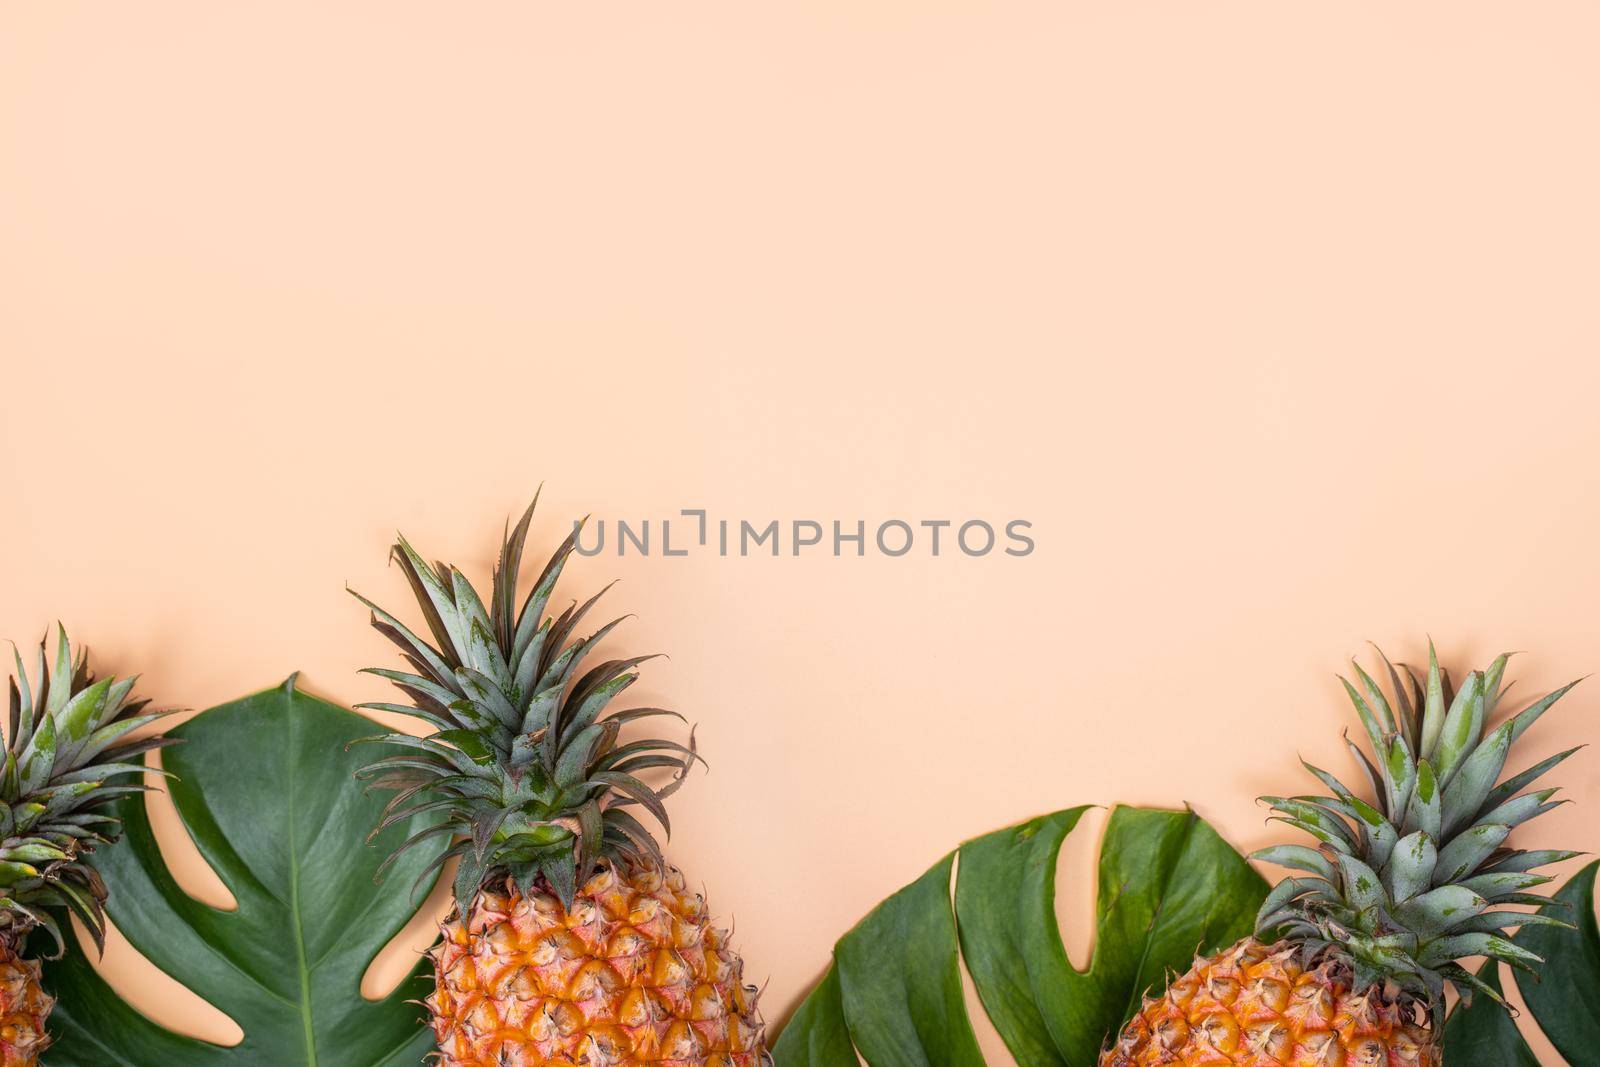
top-left (352, 497), bottom-right (768, 1066)
top-left (1104, 644), bottom-right (1578, 1065)
top-left (1, 627), bottom-right (172, 1066)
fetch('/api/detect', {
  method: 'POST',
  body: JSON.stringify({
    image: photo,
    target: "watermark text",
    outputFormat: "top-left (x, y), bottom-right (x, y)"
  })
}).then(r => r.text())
top-left (573, 511), bottom-right (1035, 558)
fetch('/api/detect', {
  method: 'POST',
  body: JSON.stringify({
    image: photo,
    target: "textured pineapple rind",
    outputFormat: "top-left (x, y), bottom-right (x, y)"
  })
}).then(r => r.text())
top-left (1101, 937), bottom-right (1439, 1067)
top-left (428, 863), bottom-right (768, 1067)
top-left (0, 939), bottom-right (51, 1067)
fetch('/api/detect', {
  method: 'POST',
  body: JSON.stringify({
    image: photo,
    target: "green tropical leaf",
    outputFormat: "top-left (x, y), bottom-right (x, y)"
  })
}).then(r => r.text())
top-left (775, 965), bottom-right (856, 1067)
top-left (772, 806), bottom-right (1268, 1067)
top-left (836, 852), bottom-right (984, 1067)
top-left (1512, 859), bottom-right (1600, 1064)
top-left (39, 677), bottom-right (443, 1065)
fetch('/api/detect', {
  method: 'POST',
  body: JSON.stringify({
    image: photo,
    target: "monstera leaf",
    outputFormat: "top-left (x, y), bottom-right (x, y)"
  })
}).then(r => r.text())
top-left (1440, 964), bottom-right (1540, 1067)
top-left (1511, 860), bottom-right (1600, 1065)
top-left (1440, 861), bottom-right (1600, 1066)
top-left (773, 806), bottom-right (1269, 1066)
top-left (39, 678), bottom-right (442, 1066)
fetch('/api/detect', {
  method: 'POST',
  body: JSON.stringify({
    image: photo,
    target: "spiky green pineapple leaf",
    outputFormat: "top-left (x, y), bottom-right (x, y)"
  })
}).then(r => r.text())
top-left (39, 678), bottom-right (442, 1066)
top-left (772, 806), bottom-right (1268, 1067)
top-left (353, 498), bottom-right (693, 914)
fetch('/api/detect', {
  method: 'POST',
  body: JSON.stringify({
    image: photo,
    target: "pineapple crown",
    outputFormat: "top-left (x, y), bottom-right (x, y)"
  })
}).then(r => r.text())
top-left (2, 626), bottom-right (175, 956)
top-left (1254, 642), bottom-right (1582, 1019)
top-left (351, 493), bottom-right (698, 913)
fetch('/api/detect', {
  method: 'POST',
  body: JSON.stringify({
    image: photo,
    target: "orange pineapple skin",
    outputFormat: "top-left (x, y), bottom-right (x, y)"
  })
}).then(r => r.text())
top-left (427, 865), bottom-right (768, 1066)
top-left (0, 941), bottom-right (50, 1067)
top-left (1101, 938), bottom-right (1438, 1067)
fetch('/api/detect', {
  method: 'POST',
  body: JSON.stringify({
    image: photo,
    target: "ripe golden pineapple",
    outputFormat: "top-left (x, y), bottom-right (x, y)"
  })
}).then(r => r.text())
top-left (1104, 645), bottom-right (1578, 1066)
top-left (0, 626), bottom-right (172, 1066)
top-left (429, 868), bottom-right (764, 1064)
top-left (353, 496), bottom-right (769, 1066)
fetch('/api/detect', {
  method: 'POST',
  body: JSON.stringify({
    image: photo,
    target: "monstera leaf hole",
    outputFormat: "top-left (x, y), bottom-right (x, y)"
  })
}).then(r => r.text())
top-left (67, 911), bottom-right (246, 1046)
top-left (937, 809), bottom-right (1115, 1066)
top-left (772, 805), bottom-right (1269, 1067)
top-left (60, 739), bottom-right (248, 1046)
top-left (1052, 805), bottom-right (1108, 972)
top-left (359, 852), bottom-right (456, 1001)
top-left (144, 747), bottom-right (238, 910)
top-left (857, 806), bottom-right (1114, 1059)
top-left (771, 811), bottom-right (1119, 1038)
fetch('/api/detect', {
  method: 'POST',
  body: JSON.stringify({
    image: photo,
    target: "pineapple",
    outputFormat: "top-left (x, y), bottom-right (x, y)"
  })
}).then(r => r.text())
top-left (0, 948), bottom-right (51, 1067)
top-left (1104, 644), bottom-right (1579, 1065)
top-left (352, 496), bottom-right (769, 1066)
top-left (1, 626), bottom-right (172, 1066)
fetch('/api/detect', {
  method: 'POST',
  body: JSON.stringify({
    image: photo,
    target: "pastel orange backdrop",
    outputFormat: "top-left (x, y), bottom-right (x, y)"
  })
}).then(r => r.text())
top-left (3, 3), bottom-right (1596, 1062)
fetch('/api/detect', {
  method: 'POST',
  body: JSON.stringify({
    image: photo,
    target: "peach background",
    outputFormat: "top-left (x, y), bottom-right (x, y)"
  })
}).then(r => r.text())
top-left (3, 3), bottom-right (1597, 1062)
